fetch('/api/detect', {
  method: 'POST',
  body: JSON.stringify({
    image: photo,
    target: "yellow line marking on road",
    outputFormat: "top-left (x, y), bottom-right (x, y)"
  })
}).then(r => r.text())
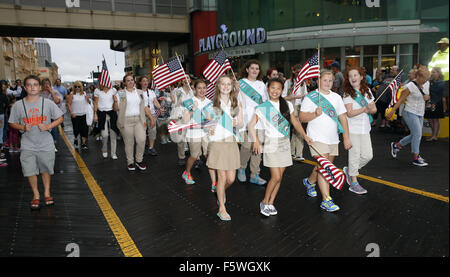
top-left (59, 126), bottom-right (143, 257)
top-left (300, 159), bottom-right (449, 203)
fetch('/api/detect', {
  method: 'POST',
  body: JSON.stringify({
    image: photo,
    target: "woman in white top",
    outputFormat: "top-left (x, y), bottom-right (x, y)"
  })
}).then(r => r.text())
top-left (342, 67), bottom-right (377, 194)
top-left (237, 59), bottom-right (268, 186)
top-left (138, 76), bottom-right (161, 156)
top-left (206, 75), bottom-right (244, 221)
top-left (117, 75), bottom-right (154, 171)
top-left (171, 75), bottom-right (194, 165)
top-left (93, 84), bottom-right (119, 159)
top-left (387, 65), bottom-right (431, 166)
top-left (181, 79), bottom-right (216, 188)
top-left (66, 81), bottom-right (91, 150)
top-left (249, 78), bottom-right (311, 217)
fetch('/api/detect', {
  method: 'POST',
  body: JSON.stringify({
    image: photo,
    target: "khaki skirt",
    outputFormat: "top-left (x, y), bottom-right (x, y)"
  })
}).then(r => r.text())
top-left (263, 136), bottom-right (293, 168)
top-left (206, 141), bottom-right (240, 171)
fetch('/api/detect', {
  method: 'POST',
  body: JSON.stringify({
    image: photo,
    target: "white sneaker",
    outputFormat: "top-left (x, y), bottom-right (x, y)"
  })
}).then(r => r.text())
top-left (102, 152), bottom-right (108, 158)
top-left (268, 205), bottom-right (278, 216)
top-left (54, 147), bottom-right (58, 152)
top-left (112, 154), bottom-right (118, 160)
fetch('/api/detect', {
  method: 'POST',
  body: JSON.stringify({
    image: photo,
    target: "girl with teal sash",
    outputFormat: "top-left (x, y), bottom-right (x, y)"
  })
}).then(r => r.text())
top-left (249, 78), bottom-right (312, 217)
top-left (342, 67), bottom-right (377, 195)
top-left (206, 75), bottom-right (244, 221)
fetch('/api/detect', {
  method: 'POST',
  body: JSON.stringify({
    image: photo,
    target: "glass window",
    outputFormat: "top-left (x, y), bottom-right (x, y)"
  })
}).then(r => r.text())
top-left (345, 46), bottom-right (361, 56)
top-left (400, 44), bottom-right (414, 55)
top-left (364, 45), bottom-right (378, 56)
top-left (382, 45), bottom-right (396, 55)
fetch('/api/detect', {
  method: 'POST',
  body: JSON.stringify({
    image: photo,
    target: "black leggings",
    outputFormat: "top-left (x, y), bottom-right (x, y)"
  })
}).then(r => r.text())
top-left (71, 115), bottom-right (89, 139)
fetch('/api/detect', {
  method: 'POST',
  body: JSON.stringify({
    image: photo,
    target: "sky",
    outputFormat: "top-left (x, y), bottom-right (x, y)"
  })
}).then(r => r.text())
top-left (45, 38), bottom-right (125, 83)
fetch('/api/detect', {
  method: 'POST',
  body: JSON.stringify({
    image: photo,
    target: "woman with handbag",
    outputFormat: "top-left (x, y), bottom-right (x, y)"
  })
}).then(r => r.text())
top-left (66, 81), bottom-right (91, 150)
top-left (387, 65), bottom-right (431, 166)
top-left (424, 67), bottom-right (445, 141)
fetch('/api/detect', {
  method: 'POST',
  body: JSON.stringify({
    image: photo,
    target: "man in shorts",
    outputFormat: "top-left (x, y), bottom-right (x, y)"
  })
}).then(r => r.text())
top-left (9, 75), bottom-right (64, 210)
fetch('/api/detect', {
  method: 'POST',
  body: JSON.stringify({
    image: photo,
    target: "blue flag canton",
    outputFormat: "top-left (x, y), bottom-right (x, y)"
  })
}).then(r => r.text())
top-left (215, 50), bottom-right (228, 66)
top-left (308, 53), bottom-right (319, 66)
top-left (102, 60), bottom-right (108, 70)
top-left (167, 58), bottom-right (182, 72)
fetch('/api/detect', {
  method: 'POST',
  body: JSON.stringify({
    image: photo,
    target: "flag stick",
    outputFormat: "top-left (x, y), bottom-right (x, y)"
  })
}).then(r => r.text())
top-left (310, 144), bottom-right (325, 158)
top-left (317, 44), bottom-right (321, 105)
top-left (175, 52), bottom-right (194, 94)
top-left (374, 66), bottom-right (406, 104)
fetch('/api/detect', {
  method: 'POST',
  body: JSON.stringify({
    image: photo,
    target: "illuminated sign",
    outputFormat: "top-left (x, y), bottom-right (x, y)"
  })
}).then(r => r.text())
top-left (199, 25), bottom-right (266, 54)
top-left (65, 0), bottom-right (80, 8)
top-left (365, 0), bottom-right (380, 7)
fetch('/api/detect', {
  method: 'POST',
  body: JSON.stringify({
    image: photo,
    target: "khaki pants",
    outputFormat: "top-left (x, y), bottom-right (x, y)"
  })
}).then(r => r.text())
top-left (146, 117), bottom-right (157, 141)
top-left (290, 105), bottom-right (304, 156)
top-left (188, 136), bottom-right (209, 159)
top-left (240, 129), bottom-right (264, 178)
top-left (121, 116), bottom-right (146, 165)
top-left (348, 133), bottom-right (373, 177)
top-left (101, 114), bottom-right (117, 156)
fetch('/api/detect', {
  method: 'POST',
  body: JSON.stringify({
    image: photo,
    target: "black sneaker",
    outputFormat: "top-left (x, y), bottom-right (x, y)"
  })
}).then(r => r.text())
top-left (136, 162), bottom-right (147, 171)
top-left (81, 144), bottom-right (88, 150)
top-left (127, 164), bottom-right (136, 171)
top-left (148, 148), bottom-right (158, 156)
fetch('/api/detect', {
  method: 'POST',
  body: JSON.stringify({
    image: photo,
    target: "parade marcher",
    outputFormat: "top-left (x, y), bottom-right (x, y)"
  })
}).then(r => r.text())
top-left (249, 78), bottom-right (311, 217)
top-left (283, 64), bottom-right (308, 161)
top-left (425, 67), bottom-right (445, 141)
top-left (300, 70), bottom-right (352, 212)
top-left (138, 76), bottom-right (161, 156)
top-left (237, 60), bottom-right (268, 186)
top-left (388, 65), bottom-right (431, 166)
top-left (117, 75), bottom-right (154, 171)
top-left (171, 75), bottom-right (194, 166)
top-left (93, 84), bottom-right (120, 159)
top-left (66, 81), bottom-right (91, 150)
top-left (181, 79), bottom-right (215, 187)
top-left (331, 61), bottom-right (345, 96)
top-left (264, 68), bottom-right (279, 84)
top-left (53, 78), bottom-right (68, 99)
top-left (41, 78), bottom-right (64, 152)
top-left (206, 75), bottom-right (244, 221)
top-left (157, 87), bottom-right (173, 144)
top-left (342, 67), bottom-right (377, 194)
top-left (8, 75), bottom-right (64, 210)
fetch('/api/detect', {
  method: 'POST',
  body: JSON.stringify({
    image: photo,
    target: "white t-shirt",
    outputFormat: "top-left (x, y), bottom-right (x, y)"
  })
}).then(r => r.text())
top-left (404, 81), bottom-right (430, 116)
top-left (238, 78), bottom-right (268, 130)
top-left (209, 100), bottom-right (239, 142)
top-left (343, 92), bottom-right (374, 135)
top-left (300, 90), bottom-right (347, 144)
top-left (143, 89), bottom-right (157, 115)
top-left (283, 79), bottom-right (307, 106)
top-left (255, 100), bottom-right (294, 139)
top-left (71, 93), bottom-right (89, 116)
top-left (94, 88), bottom-right (117, 112)
top-left (185, 96), bottom-right (212, 139)
top-left (124, 89), bottom-right (141, 117)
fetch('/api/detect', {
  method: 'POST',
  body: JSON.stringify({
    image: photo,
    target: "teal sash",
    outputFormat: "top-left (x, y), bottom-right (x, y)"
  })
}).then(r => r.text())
top-left (256, 101), bottom-right (290, 137)
top-left (354, 90), bottom-right (373, 123)
top-left (306, 90), bottom-right (344, 133)
top-left (239, 79), bottom-right (263, 105)
top-left (182, 98), bottom-right (194, 111)
top-left (217, 108), bottom-right (242, 142)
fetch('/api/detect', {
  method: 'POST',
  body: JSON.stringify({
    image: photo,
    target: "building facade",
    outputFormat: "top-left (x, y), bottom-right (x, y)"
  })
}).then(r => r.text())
top-left (192, 0), bottom-right (449, 79)
top-left (0, 37), bottom-right (39, 82)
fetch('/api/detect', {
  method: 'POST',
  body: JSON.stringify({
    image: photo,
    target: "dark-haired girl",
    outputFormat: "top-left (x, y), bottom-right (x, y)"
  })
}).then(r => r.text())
top-left (249, 78), bottom-right (312, 217)
top-left (342, 67), bottom-right (377, 194)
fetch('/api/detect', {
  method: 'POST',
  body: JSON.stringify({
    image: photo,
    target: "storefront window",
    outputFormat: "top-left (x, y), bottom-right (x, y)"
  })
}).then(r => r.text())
top-left (382, 45), bottom-right (396, 55)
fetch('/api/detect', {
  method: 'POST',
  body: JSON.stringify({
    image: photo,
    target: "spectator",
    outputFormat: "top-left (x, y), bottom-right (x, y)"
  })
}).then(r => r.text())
top-left (8, 75), bottom-right (64, 210)
top-left (428, 38), bottom-right (449, 115)
top-left (362, 67), bottom-right (373, 87)
top-left (53, 78), bottom-right (68, 99)
top-left (331, 61), bottom-right (345, 95)
top-left (425, 67), bottom-right (445, 141)
top-left (0, 80), bottom-right (9, 167)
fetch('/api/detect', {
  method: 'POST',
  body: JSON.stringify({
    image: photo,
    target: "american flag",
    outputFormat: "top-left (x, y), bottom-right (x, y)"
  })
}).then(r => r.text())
top-left (99, 59), bottom-right (112, 89)
top-left (203, 49), bottom-right (232, 82)
top-left (206, 81), bottom-right (216, 100)
top-left (152, 57), bottom-right (185, 90)
top-left (315, 156), bottom-right (345, 190)
top-left (292, 52), bottom-right (320, 95)
top-left (388, 75), bottom-right (402, 107)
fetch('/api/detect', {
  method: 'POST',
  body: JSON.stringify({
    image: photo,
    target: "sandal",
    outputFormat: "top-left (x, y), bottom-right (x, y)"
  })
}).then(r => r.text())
top-left (30, 199), bottom-right (40, 210)
top-left (217, 211), bottom-right (231, 221)
top-left (44, 196), bottom-right (54, 206)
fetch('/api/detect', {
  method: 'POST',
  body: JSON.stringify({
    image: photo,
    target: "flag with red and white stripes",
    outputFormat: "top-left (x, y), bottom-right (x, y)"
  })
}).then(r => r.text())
top-left (388, 75), bottom-right (402, 107)
top-left (206, 81), bottom-right (216, 100)
top-left (203, 49), bottom-right (232, 83)
top-left (99, 59), bottom-right (112, 89)
top-left (152, 57), bottom-right (185, 90)
top-left (315, 156), bottom-right (345, 190)
top-left (292, 52), bottom-right (320, 95)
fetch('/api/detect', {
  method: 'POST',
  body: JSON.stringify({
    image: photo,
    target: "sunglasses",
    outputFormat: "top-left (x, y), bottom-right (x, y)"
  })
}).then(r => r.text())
top-left (75, 86), bottom-right (82, 88)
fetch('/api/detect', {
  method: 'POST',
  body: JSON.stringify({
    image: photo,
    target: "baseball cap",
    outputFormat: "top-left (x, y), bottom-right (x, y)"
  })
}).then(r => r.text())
top-left (0, 80), bottom-right (8, 85)
top-left (437, 38), bottom-right (449, 44)
top-left (331, 61), bottom-right (340, 68)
